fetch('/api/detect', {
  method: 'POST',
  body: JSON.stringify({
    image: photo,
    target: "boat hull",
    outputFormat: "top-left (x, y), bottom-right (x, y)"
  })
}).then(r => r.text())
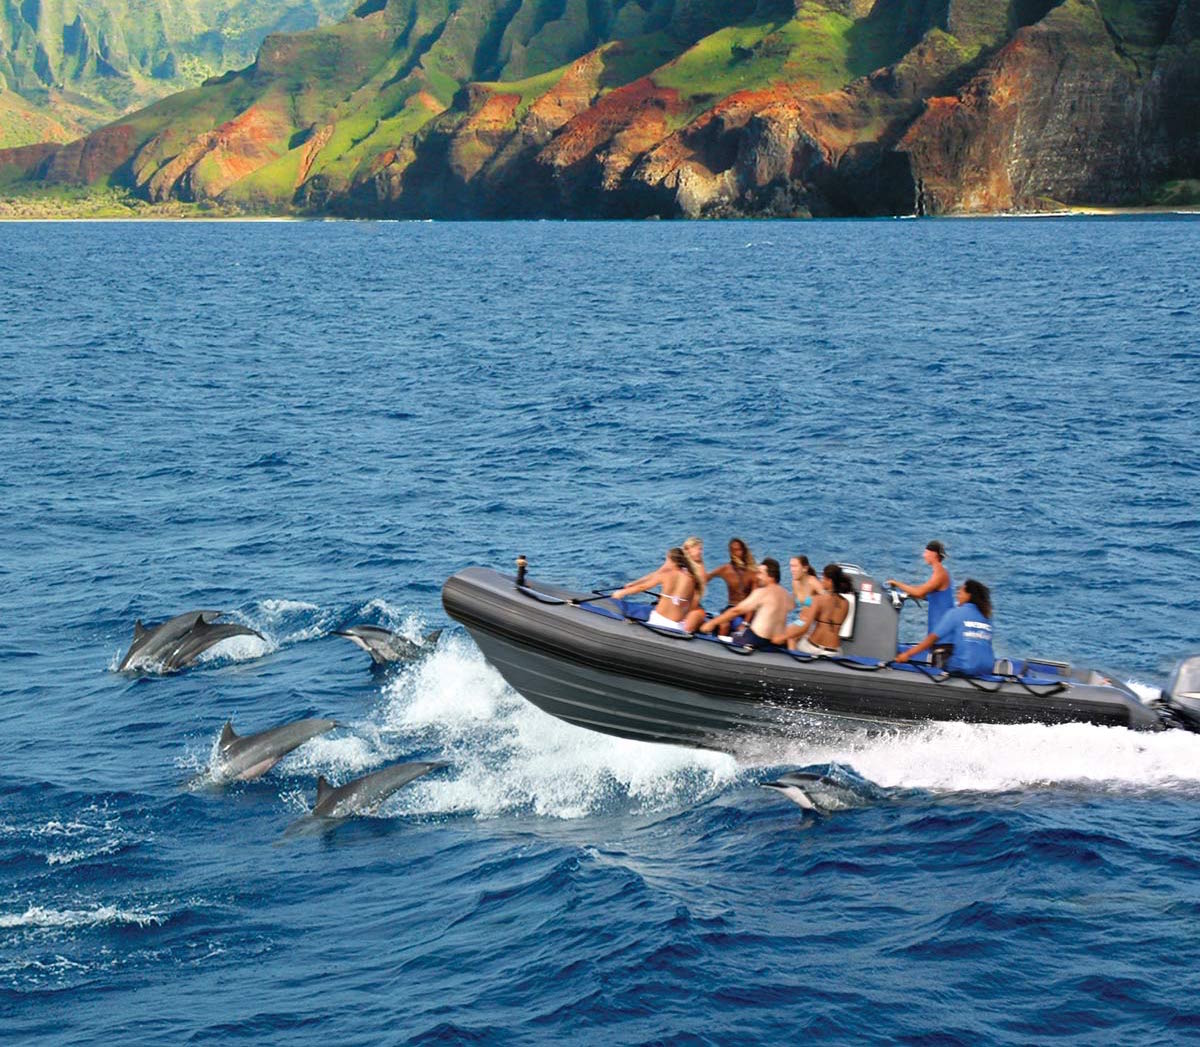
top-left (443, 567), bottom-right (1164, 750)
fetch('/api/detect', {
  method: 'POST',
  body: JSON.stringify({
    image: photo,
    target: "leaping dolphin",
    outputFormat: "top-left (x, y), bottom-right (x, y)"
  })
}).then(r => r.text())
top-left (119, 610), bottom-right (263, 672)
top-left (332, 625), bottom-right (442, 666)
top-left (282, 760), bottom-right (446, 837)
top-left (761, 766), bottom-right (883, 814)
top-left (209, 717), bottom-right (338, 784)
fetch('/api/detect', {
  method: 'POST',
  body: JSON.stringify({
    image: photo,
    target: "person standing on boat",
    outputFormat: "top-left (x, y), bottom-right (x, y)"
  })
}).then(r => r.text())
top-left (894, 580), bottom-right (995, 675)
top-left (698, 558), bottom-right (793, 649)
top-left (706, 538), bottom-right (757, 636)
top-left (887, 540), bottom-right (953, 633)
top-left (612, 548), bottom-right (706, 633)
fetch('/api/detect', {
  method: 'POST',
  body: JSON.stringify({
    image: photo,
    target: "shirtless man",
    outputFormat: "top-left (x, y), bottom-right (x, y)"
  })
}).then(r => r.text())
top-left (699, 558), bottom-right (793, 649)
top-left (706, 537), bottom-right (756, 636)
top-left (886, 540), bottom-right (953, 635)
top-left (612, 548), bottom-right (705, 633)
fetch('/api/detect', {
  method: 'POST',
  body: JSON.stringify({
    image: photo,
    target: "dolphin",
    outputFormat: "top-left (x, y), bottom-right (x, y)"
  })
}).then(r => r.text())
top-left (332, 625), bottom-right (442, 666)
top-left (209, 717), bottom-right (338, 784)
top-left (119, 610), bottom-right (221, 670)
top-left (119, 610), bottom-right (263, 672)
top-left (160, 618), bottom-right (265, 672)
top-left (282, 760), bottom-right (446, 837)
top-left (761, 765), bottom-right (884, 814)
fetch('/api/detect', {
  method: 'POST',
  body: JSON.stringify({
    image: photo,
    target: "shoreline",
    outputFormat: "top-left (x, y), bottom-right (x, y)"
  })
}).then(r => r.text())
top-left (1, 199), bottom-right (1197, 222)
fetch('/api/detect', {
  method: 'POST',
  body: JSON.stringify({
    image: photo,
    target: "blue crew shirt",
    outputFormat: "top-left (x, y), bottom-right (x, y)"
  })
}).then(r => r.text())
top-left (926, 576), bottom-right (954, 634)
top-left (932, 601), bottom-right (994, 675)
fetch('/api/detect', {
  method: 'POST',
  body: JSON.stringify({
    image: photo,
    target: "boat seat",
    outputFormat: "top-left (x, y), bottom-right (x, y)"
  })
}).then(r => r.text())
top-left (577, 600), bottom-right (625, 623)
top-left (612, 599), bottom-right (650, 622)
top-left (839, 593), bottom-right (857, 639)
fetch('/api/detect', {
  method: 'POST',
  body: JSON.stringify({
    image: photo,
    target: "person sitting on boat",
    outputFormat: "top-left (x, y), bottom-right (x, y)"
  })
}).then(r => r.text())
top-left (894, 579), bottom-right (995, 675)
top-left (886, 540), bottom-right (953, 633)
top-left (705, 537), bottom-right (757, 636)
top-left (681, 534), bottom-right (708, 614)
top-left (612, 548), bottom-right (706, 633)
top-left (774, 563), bottom-right (854, 656)
top-left (789, 555), bottom-right (823, 617)
top-left (698, 558), bottom-right (793, 649)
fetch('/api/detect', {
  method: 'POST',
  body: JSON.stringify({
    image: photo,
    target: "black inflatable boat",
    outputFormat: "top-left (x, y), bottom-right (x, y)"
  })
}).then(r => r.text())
top-left (442, 564), bottom-right (1200, 751)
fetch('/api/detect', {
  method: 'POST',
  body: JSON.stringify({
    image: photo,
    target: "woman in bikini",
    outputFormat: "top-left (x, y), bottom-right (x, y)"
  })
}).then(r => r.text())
top-left (774, 563), bottom-right (854, 654)
top-left (612, 548), bottom-right (706, 633)
top-left (706, 537), bottom-right (757, 636)
top-left (789, 555), bottom-right (823, 611)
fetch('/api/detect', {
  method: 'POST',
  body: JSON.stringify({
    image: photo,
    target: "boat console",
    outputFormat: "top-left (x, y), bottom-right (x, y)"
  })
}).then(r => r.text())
top-left (837, 565), bottom-right (900, 662)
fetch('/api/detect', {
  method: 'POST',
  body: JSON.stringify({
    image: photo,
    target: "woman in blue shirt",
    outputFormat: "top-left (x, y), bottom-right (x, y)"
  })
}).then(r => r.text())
top-left (894, 579), bottom-right (995, 676)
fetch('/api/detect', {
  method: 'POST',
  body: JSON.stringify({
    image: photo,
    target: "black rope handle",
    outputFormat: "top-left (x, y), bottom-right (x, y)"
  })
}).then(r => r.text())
top-left (517, 585), bottom-right (566, 605)
top-left (633, 619), bottom-right (695, 641)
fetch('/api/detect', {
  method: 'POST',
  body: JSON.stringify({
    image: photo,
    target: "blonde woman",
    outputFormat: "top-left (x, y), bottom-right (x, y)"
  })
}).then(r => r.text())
top-left (613, 548), bottom-right (706, 633)
top-left (681, 536), bottom-right (707, 599)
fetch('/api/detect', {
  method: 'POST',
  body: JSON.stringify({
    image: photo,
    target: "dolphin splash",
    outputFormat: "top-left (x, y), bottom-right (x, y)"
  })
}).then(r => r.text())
top-left (119, 610), bottom-right (264, 672)
top-left (207, 717), bottom-right (339, 784)
top-left (332, 625), bottom-right (442, 666)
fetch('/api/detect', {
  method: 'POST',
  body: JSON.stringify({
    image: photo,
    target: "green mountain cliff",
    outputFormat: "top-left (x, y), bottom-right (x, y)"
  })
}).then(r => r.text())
top-left (0, 0), bottom-right (350, 143)
top-left (2, 0), bottom-right (1197, 214)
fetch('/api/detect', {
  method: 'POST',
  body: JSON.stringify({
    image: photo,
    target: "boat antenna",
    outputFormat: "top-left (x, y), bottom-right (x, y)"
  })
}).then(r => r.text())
top-left (515, 555), bottom-right (528, 588)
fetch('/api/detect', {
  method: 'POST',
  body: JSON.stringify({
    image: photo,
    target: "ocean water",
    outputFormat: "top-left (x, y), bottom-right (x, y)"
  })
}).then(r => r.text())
top-left (1, 216), bottom-right (1198, 1044)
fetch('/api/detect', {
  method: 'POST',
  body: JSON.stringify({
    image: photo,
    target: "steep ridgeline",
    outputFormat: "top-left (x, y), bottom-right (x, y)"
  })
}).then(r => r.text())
top-left (0, 0), bottom-right (351, 142)
top-left (1, 0), bottom-right (1197, 214)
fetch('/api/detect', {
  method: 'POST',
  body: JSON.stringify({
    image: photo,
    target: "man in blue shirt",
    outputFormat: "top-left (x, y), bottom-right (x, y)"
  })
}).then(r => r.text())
top-left (894, 579), bottom-right (995, 676)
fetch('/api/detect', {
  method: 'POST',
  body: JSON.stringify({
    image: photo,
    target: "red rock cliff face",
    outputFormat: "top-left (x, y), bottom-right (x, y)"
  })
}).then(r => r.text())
top-left (1, 0), bottom-right (1197, 216)
top-left (898, 0), bottom-right (1165, 211)
top-left (345, 0), bottom-right (1200, 217)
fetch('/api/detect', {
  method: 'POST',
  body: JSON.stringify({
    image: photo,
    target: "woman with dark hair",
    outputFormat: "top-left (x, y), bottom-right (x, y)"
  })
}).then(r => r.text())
top-left (774, 563), bottom-right (854, 655)
top-left (895, 579), bottom-right (994, 675)
top-left (706, 538), bottom-right (757, 635)
top-left (612, 547), bottom-right (706, 633)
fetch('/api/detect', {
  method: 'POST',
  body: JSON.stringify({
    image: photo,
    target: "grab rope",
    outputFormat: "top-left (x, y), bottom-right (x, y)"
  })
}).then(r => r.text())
top-left (632, 619), bottom-right (694, 641)
top-left (516, 585), bottom-right (566, 605)
top-left (884, 657), bottom-right (1068, 696)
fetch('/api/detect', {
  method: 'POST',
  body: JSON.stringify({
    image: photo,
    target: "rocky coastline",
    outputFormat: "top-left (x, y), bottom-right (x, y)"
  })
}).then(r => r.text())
top-left (1, 0), bottom-right (1197, 219)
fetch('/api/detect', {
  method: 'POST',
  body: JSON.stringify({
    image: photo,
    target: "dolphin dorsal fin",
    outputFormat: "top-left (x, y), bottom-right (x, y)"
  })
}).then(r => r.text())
top-left (133, 619), bottom-right (146, 639)
top-left (315, 775), bottom-right (334, 807)
top-left (219, 721), bottom-right (237, 748)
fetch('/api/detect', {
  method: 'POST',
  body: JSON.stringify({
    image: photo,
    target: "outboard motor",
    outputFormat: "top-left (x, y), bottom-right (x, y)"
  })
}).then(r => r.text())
top-left (1162, 656), bottom-right (1200, 731)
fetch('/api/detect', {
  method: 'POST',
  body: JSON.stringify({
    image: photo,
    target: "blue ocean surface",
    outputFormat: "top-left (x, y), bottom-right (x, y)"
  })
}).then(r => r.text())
top-left (1, 217), bottom-right (1198, 1044)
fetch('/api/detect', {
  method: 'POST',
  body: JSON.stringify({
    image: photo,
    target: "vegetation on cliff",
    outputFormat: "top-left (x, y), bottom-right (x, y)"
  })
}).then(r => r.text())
top-left (1, 0), bottom-right (1197, 216)
top-left (0, 0), bottom-right (351, 143)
